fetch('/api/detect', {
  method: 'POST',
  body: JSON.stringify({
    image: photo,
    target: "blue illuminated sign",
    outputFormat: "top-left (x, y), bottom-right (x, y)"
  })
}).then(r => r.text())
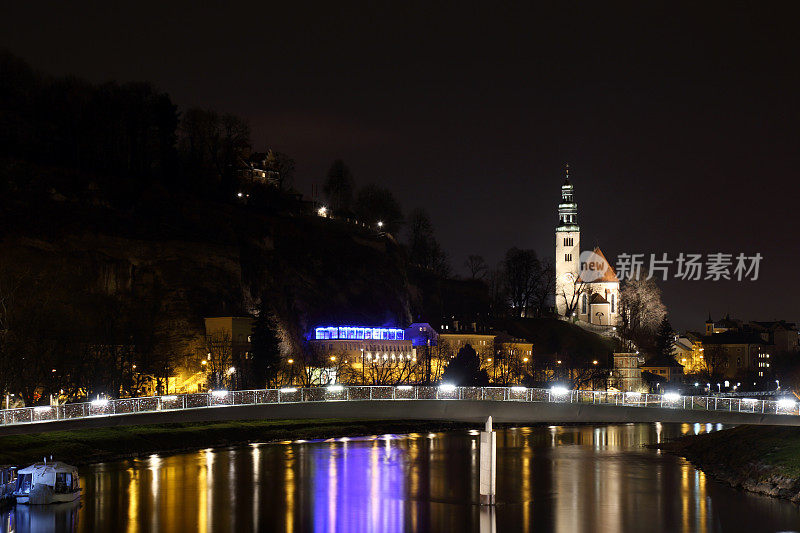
top-left (314, 326), bottom-right (405, 341)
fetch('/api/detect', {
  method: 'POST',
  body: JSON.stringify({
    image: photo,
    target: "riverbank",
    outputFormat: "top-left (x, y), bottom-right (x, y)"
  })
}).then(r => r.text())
top-left (0, 419), bottom-right (474, 467)
top-left (658, 425), bottom-right (800, 503)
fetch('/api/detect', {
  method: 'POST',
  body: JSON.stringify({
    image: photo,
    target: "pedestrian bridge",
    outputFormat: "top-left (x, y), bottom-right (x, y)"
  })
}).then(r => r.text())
top-left (2, 385), bottom-right (799, 435)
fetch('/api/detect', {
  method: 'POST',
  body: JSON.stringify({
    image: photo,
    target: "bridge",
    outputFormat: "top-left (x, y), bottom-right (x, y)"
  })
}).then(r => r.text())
top-left (1, 385), bottom-right (799, 435)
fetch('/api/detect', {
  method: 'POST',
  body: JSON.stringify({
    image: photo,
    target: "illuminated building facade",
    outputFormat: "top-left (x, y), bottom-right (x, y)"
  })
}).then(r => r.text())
top-left (554, 170), bottom-right (621, 327)
top-left (309, 326), bottom-right (415, 381)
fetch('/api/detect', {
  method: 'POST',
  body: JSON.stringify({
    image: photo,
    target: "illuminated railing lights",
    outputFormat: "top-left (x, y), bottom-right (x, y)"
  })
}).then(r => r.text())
top-left (550, 386), bottom-right (569, 396)
top-left (396, 385), bottom-right (413, 390)
top-left (210, 390), bottom-right (228, 398)
top-left (439, 384), bottom-right (457, 393)
top-left (327, 385), bottom-right (344, 393)
top-left (161, 395), bottom-right (178, 401)
top-left (663, 392), bottom-right (681, 402)
top-left (279, 387), bottom-right (298, 393)
top-left (90, 398), bottom-right (109, 407)
top-left (34, 406), bottom-right (52, 412)
top-left (511, 386), bottom-right (527, 392)
top-left (777, 399), bottom-right (796, 409)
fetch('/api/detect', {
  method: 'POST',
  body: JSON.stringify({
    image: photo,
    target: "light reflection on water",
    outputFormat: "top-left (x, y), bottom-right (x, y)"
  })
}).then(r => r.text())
top-left (1, 423), bottom-right (800, 532)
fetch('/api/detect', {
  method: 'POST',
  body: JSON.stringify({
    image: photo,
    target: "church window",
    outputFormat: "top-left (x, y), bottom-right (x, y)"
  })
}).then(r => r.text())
top-left (581, 293), bottom-right (587, 314)
top-left (565, 253), bottom-right (572, 262)
top-left (611, 294), bottom-right (616, 313)
top-left (563, 237), bottom-right (574, 246)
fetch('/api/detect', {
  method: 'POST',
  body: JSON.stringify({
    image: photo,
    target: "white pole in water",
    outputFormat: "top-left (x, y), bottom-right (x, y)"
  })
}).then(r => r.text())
top-left (480, 415), bottom-right (497, 505)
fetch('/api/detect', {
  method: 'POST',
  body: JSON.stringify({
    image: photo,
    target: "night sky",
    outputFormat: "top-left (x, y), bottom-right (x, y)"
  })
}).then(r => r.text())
top-left (3, 2), bottom-right (799, 330)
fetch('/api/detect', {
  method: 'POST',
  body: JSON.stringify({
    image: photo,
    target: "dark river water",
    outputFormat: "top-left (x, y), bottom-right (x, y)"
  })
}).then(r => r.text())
top-left (2, 423), bottom-right (800, 532)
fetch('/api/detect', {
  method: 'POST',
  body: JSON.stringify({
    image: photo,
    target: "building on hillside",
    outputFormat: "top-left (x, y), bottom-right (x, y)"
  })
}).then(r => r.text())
top-left (554, 167), bottom-right (621, 327)
top-left (611, 352), bottom-right (643, 391)
top-left (640, 356), bottom-right (684, 383)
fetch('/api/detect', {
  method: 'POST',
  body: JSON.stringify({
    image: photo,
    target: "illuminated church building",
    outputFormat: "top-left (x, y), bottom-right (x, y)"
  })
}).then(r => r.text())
top-left (554, 169), bottom-right (621, 327)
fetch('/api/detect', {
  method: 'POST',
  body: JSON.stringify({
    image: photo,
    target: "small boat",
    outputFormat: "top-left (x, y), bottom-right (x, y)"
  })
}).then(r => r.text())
top-left (1, 465), bottom-right (17, 506)
top-left (13, 460), bottom-right (81, 504)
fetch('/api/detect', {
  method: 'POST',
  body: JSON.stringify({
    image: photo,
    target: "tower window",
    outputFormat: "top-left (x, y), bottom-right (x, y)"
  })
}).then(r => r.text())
top-left (565, 254), bottom-right (572, 262)
top-left (563, 237), bottom-right (574, 247)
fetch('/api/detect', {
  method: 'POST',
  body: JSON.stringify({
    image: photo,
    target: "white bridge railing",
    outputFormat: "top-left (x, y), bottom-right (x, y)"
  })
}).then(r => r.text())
top-left (1, 386), bottom-right (797, 427)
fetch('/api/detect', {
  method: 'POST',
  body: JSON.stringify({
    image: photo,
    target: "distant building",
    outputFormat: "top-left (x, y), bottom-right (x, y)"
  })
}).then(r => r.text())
top-left (309, 325), bottom-right (414, 369)
top-left (612, 352), bottom-right (643, 391)
top-left (750, 320), bottom-right (800, 353)
top-left (697, 314), bottom-right (797, 378)
top-left (205, 316), bottom-right (255, 347)
top-left (202, 316), bottom-right (255, 389)
top-left (672, 332), bottom-right (705, 374)
top-left (701, 331), bottom-right (769, 378)
top-left (404, 323), bottom-right (439, 347)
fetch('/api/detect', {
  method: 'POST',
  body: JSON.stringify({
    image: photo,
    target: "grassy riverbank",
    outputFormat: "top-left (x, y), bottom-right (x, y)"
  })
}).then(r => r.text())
top-left (0, 419), bottom-right (472, 467)
top-left (659, 425), bottom-right (800, 502)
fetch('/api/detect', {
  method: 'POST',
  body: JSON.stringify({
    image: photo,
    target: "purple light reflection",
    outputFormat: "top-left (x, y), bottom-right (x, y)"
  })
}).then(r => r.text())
top-left (312, 437), bottom-right (406, 533)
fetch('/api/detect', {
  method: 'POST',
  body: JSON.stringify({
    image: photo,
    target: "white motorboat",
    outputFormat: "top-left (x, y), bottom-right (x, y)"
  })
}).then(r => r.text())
top-left (13, 461), bottom-right (81, 504)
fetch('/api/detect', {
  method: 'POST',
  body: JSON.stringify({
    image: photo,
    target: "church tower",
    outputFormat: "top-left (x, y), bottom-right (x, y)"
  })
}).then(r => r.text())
top-left (555, 165), bottom-right (580, 317)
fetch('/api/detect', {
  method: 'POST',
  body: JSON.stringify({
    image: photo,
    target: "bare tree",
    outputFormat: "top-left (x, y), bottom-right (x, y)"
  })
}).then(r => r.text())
top-left (559, 276), bottom-right (589, 318)
top-left (203, 332), bottom-right (233, 389)
top-left (465, 255), bottom-right (488, 280)
top-left (620, 278), bottom-right (667, 349)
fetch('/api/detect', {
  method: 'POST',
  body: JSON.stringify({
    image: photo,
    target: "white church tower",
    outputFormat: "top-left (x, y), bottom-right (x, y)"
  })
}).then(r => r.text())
top-left (555, 165), bottom-right (580, 317)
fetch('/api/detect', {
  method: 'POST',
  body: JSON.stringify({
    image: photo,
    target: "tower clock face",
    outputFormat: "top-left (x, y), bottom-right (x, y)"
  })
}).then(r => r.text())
top-left (563, 273), bottom-right (575, 282)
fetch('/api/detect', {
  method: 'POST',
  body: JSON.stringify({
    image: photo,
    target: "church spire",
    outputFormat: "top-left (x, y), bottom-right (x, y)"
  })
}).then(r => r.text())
top-left (557, 164), bottom-right (579, 231)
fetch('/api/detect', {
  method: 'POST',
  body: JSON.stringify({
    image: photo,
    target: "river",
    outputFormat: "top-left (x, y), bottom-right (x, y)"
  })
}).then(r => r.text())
top-left (2, 423), bottom-right (799, 532)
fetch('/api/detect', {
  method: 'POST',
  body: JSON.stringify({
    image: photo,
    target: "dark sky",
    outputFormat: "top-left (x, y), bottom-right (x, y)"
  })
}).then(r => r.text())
top-left (3, 2), bottom-right (799, 331)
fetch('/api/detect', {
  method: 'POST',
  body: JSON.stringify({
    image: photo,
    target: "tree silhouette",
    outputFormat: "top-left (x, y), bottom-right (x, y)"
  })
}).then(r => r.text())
top-left (323, 159), bottom-right (355, 212)
top-left (655, 317), bottom-right (676, 361)
top-left (250, 301), bottom-right (282, 388)
top-left (441, 344), bottom-right (489, 386)
top-left (353, 184), bottom-right (403, 233)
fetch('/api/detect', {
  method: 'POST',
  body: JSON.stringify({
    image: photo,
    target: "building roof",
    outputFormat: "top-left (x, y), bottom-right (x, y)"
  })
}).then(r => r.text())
top-left (751, 320), bottom-right (798, 331)
top-left (590, 292), bottom-right (609, 304)
top-left (641, 356), bottom-right (684, 368)
top-left (578, 247), bottom-right (620, 283)
top-left (701, 331), bottom-right (768, 345)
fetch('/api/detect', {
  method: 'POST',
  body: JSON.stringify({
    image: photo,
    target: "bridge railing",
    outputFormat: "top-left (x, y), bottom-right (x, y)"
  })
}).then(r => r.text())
top-left (1, 385), bottom-right (797, 428)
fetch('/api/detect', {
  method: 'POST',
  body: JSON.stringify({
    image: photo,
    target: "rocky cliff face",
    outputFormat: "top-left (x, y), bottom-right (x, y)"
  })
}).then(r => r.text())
top-left (1, 163), bottom-right (412, 362)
